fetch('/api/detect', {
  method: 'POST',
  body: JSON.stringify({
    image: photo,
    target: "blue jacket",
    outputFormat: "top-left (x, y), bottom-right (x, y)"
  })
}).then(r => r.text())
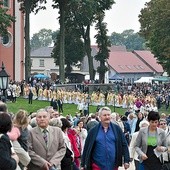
top-left (81, 122), bottom-right (130, 170)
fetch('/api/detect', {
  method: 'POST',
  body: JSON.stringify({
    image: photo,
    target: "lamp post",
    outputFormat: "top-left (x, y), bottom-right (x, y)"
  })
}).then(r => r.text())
top-left (86, 95), bottom-right (91, 116)
top-left (0, 62), bottom-right (10, 102)
top-left (113, 93), bottom-right (116, 112)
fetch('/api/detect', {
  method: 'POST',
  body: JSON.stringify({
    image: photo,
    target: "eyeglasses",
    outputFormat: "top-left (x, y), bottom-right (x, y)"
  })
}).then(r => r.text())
top-left (160, 123), bottom-right (166, 125)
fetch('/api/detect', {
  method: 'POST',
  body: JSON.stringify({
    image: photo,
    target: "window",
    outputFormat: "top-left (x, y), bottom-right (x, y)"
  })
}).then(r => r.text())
top-left (2, 32), bottom-right (12, 47)
top-left (118, 65), bottom-right (124, 70)
top-left (3, 0), bottom-right (9, 8)
top-left (139, 65), bottom-right (144, 70)
top-left (126, 65), bottom-right (132, 70)
top-left (134, 65), bottom-right (140, 70)
top-left (39, 59), bottom-right (44, 67)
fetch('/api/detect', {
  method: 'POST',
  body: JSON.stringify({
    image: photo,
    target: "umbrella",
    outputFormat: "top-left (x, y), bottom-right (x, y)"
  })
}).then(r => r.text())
top-left (33, 74), bottom-right (49, 79)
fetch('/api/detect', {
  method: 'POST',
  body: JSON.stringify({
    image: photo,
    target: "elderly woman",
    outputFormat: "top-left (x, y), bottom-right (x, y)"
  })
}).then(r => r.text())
top-left (0, 112), bottom-right (19, 170)
top-left (129, 119), bottom-right (149, 170)
top-left (135, 111), bottom-right (166, 170)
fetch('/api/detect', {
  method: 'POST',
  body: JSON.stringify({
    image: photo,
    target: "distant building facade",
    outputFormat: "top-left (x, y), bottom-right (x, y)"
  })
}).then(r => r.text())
top-left (30, 45), bottom-right (164, 83)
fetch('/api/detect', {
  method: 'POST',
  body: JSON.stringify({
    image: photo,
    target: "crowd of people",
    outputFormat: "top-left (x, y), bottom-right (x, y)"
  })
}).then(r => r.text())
top-left (0, 97), bottom-right (170, 170)
top-left (0, 79), bottom-right (170, 170)
top-left (3, 80), bottom-right (170, 113)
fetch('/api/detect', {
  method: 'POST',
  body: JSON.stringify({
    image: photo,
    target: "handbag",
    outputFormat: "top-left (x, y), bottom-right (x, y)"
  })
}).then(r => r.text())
top-left (161, 153), bottom-right (170, 170)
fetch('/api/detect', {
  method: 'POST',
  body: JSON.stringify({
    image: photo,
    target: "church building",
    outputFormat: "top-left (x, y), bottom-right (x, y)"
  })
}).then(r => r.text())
top-left (0, 0), bottom-right (24, 81)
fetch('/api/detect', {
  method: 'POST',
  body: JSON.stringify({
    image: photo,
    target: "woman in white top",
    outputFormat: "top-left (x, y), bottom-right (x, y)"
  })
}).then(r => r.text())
top-left (129, 119), bottom-right (149, 170)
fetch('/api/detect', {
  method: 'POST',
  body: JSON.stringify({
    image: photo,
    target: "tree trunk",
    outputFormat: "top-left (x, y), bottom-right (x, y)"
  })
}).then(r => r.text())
top-left (84, 25), bottom-right (95, 81)
top-left (59, 1), bottom-right (65, 83)
top-left (24, 1), bottom-right (31, 82)
top-left (99, 62), bottom-right (105, 83)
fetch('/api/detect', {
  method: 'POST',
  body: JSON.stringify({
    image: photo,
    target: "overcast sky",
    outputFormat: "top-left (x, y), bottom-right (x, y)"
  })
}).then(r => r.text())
top-left (30, 0), bottom-right (150, 45)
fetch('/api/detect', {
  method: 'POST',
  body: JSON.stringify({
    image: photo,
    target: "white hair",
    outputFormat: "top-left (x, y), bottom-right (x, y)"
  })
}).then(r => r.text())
top-left (98, 107), bottom-right (111, 116)
top-left (139, 119), bottom-right (149, 128)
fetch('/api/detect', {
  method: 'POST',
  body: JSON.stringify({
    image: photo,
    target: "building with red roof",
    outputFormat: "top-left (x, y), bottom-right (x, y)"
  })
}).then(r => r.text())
top-left (107, 50), bottom-right (163, 83)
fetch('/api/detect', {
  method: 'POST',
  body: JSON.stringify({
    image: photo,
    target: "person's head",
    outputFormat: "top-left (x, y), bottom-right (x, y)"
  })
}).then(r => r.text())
top-left (128, 113), bottom-right (136, 120)
top-left (137, 112), bottom-right (143, 119)
top-left (36, 109), bottom-right (50, 129)
top-left (51, 111), bottom-right (60, 118)
top-left (0, 101), bottom-right (8, 112)
top-left (160, 113), bottom-right (166, 119)
top-left (13, 109), bottom-right (29, 129)
top-left (98, 107), bottom-right (111, 127)
top-left (60, 118), bottom-right (71, 132)
top-left (49, 117), bottom-right (62, 128)
top-left (111, 112), bottom-right (117, 122)
top-left (77, 120), bottom-right (84, 129)
top-left (45, 106), bottom-right (55, 118)
top-left (139, 119), bottom-right (149, 128)
top-left (159, 119), bottom-right (167, 130)
top-left (91, 113), bottom-right (96, 119)
top-left (0, 113), bottom-right (12, 134)
top-left (30, 117), bottom-right (37, 128)
top-left (147, 111), bottom-right (160, 130)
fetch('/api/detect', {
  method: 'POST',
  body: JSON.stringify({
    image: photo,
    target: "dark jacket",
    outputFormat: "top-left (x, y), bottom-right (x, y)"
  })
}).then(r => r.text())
top-left (0, 134), bottom-right (17, 170)
top-left (81, 123), bottom-right (130, 170)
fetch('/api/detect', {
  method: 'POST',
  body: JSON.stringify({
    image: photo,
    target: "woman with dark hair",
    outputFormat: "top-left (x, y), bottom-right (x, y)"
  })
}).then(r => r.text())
top-left (0, 112), bottom-right (19, 170)
top-left (135, 111), bottom-right (167, 170)
top-left (60, 118), bottom-right (74, 170)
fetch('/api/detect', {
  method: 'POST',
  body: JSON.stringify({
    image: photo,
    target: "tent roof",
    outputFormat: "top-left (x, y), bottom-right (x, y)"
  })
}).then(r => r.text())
top-left (134, 77), bottom-right (154, 83)
top-left (153, 76), bottom-right (170, 82)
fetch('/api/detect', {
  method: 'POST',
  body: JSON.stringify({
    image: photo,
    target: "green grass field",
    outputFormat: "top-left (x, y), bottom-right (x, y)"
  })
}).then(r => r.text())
top-left (7, 98), bottom-right (126, 116)
top-left (6, 98), bottom-right (169, 116)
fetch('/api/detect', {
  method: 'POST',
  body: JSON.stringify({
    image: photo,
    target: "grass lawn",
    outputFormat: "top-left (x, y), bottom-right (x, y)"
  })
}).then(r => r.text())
top-left (6, 98), bottom-right (169, 116)
top-left (7, 98), bottom-right (126, 116)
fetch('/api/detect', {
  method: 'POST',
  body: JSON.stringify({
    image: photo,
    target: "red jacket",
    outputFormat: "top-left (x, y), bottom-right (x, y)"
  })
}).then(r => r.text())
top-left (67, 128), bottom-right (81, 158)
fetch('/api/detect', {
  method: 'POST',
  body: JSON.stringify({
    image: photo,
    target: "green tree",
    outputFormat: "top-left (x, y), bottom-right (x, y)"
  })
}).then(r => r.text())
top-left (51, 28), bottom-right (85, 76)
top-left (66, 0), bottom-right (115, 80)
top-left (52, 0), bottom-right (69, 83)
top-left (109, 29), bottom-right (146, 50)
top-left (139, 0), bottom-right (170, 75)
top-left (0, 0), bottom-right (15, 35)
top-left (17, 0), bottom-right (47, 81)
top-left (30, 28), bottom-right (53, 50)
top-left (109, 32), bottom-right (124, 46)
top-left (94, 12), bottom-right (110, 83)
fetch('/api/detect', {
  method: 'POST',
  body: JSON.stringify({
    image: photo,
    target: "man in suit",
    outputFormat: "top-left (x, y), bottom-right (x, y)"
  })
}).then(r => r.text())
top-left (57, 98), bottom-right (63, 113)
top-left (27, 109), bottom-right (66, 170)
top-left (28, 89), bottom-right (33, 104)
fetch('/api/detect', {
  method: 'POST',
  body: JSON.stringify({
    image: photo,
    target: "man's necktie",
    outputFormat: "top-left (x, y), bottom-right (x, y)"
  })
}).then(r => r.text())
top-left (43, 129), bottom-right (48, 145)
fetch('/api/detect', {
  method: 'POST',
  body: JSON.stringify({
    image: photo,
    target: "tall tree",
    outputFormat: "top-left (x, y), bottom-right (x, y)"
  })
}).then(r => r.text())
top-left (109, 29), bottom-right (146, 50)
top-left (52, 0), bottom-right (69, 83)
top-left (30, 28), bottom-right (53, 50)
top-left (94, 12), bottom-right (110, 83)
top-left (66, 0), bottom-right (115, 81)
top-left (51, 28), bottom-right (85, 75)
top-left (0, 0), bottom-right (15, 35)
top-left (139, 0), bottom-right (170, 75)
top-left (17, 0), bottom-right (47, 82)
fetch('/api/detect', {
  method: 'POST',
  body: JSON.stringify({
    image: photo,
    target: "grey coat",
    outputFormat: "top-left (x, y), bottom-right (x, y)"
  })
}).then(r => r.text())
top-left (135, 126), bottom-right (166, 163)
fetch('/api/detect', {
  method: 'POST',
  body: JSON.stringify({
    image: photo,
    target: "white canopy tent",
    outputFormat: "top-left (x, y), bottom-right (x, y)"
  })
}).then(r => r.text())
top-left (134, 77), bottom-right (154, 83)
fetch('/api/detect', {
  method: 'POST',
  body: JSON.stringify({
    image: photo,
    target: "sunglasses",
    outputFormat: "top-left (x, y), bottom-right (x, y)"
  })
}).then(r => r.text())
top-left (160, 123), bottom-right (166, 125)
